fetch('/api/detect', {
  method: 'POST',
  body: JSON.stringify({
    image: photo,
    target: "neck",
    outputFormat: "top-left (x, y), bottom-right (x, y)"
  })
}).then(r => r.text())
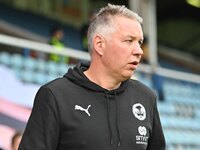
top-left (84, 61), bottom-right (121, 90)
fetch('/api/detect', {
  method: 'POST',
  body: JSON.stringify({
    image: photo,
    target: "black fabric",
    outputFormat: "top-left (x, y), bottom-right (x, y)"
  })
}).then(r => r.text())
top-left (19, 62), bottom-right (166, 150)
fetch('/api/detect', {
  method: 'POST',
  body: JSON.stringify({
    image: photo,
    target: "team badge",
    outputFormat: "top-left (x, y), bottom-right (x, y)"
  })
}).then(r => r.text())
top-left (132, 103), bottom-right (146, 120)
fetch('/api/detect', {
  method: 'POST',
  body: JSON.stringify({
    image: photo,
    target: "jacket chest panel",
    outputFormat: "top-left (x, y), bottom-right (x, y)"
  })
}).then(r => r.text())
top-left (57, 93), bottom-right (151, 149)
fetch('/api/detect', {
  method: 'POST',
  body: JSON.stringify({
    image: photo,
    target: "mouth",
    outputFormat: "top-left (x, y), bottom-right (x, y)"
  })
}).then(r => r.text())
top-left (129, 61), bottom-right (139, 69)
top-left (132, 61), bottom-right (139, 65)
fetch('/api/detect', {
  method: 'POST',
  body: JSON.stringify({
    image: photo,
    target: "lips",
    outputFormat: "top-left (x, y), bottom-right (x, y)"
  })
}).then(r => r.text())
top-left (132, 61), bottom-right (139, 65)
top-left (129, 61), bottom-right (139, 69)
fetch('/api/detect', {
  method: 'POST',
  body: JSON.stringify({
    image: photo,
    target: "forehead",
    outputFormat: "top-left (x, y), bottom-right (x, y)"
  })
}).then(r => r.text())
top-left (113, 16), bottom-right (143, 37)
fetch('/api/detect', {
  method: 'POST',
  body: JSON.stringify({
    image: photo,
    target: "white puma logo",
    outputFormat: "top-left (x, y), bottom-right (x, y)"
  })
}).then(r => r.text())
top-left (75, 105), bottom-right (91, 116)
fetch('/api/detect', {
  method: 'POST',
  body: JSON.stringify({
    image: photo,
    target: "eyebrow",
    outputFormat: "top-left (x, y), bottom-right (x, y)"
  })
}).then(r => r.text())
top-left (126, 35), bottom-right (144, 42)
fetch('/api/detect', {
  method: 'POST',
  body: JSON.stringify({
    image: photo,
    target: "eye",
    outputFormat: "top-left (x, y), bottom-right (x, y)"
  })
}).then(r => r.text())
top-left (138, 40), bottom-right (143, 46)
top-left (125, 39), bottom-right (133, 43)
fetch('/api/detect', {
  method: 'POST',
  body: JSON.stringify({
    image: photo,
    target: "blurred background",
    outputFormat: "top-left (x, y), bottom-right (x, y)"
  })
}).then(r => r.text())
top-left (0, 0), bottom-right (199, 149)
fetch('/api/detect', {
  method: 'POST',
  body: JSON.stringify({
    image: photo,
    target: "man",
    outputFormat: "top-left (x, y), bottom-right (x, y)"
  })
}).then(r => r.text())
top-left (19, 3), bottom-right (166, 150)
top-left (11, 132), bottom-right (22, 150)
top-left (48, 25), bottom-right (69, 63)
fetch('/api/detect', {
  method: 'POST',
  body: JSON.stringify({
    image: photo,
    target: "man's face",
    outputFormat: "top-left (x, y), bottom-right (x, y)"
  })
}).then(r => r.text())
top-left (55, 30), bottom-right (64, 40)
top-left (102, 16), bottom-right (144, 81)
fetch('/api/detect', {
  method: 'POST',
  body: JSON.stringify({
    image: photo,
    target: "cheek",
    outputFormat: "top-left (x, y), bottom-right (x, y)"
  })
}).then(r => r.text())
top-left (106, 46), bottom-right (122, 62)
top-left (109, 43), bottom-right (129, 57)
top-left (103, 41), bottom-right (131, 66)
top-left (114, 48), bottom-right (131, 62)
top-left (106, 48), bottom-right (129, 68)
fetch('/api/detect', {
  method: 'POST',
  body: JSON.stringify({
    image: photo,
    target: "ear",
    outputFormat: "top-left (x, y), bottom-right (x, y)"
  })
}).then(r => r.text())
top-left (93, 34), bottom-right (105, 56)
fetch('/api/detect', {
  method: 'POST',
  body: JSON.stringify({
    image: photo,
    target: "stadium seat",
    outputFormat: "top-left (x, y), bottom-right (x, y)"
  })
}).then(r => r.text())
top-left (46, 73), bottom-right (60, 83)
top-left (57, 62), bottom-right (68, 75)
top-left (23, 57), bottom-right (37, 71)
top-left (0, 52), bottom-right (11, 66)
top-left (46, 61), bottom-right (58, 75)
top-left (20, 69), bottom-right (35, 83)
top-left (10, 53), bottom-right (24, 69)
top-left (33, 72), bottom-right (47, 85)
top-left (36, 59), bottom-right (47, 72)
top-left (157, 102), bottom-right (176, 116)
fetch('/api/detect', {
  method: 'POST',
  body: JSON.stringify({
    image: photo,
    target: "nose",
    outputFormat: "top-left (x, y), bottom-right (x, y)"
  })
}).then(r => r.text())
top-left (138, 47), bottom-right (143, 56)
top-left (132, 43), bottom-right (143, 57)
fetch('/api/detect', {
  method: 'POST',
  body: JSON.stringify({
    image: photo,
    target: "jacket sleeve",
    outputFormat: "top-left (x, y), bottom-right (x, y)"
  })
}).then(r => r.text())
top-left (147, 99), bottom-right (166, 150)
top-left (18, 86), bottom-right (60, 150)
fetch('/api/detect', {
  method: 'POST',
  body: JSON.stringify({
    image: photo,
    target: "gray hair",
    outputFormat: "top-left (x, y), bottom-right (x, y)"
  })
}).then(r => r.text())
top-left (87, 3), bottom-right (143, 53)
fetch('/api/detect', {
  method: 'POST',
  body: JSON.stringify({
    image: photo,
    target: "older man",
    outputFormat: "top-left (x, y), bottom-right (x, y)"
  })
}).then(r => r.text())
top-left (19, 3), bottom-right (165, 150)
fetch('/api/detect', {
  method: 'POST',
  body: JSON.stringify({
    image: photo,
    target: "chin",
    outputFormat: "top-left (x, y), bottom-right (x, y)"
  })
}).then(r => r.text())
top-left (122, 73), bottom-right (132, 81)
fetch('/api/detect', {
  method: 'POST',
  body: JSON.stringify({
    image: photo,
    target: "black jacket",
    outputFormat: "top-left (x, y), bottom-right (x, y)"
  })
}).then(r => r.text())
top-left (19, 62), bottom-right (165, 150)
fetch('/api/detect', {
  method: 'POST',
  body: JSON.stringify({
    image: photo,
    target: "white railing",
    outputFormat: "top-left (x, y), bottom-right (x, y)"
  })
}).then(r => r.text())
top-left (0, 33), bottom-right (90, 60)
top-left (0, 33), bottom-right (200, 84)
